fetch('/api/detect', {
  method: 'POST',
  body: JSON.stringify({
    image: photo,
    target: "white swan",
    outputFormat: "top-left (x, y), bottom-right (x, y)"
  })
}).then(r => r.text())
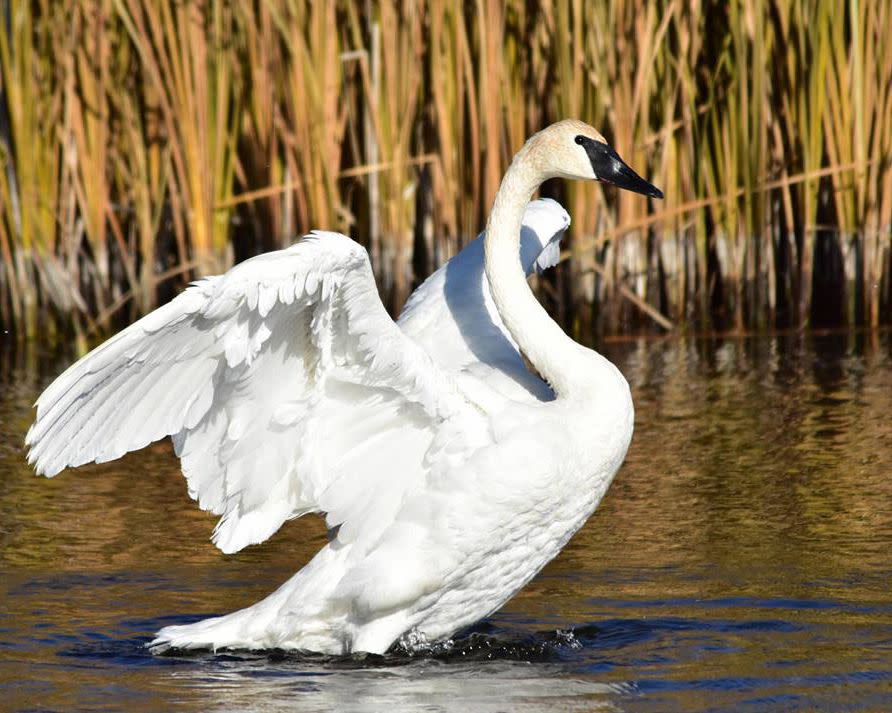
top-left (26, 120), bottom-right (662, 654)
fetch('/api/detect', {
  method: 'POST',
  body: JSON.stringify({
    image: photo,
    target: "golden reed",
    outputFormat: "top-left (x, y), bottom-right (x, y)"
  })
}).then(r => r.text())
top-left (0, 0), bottom-right (889, 339)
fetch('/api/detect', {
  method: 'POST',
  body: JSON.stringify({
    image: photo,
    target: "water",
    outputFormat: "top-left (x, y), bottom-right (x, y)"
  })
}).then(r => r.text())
top-left (2, 331), bottom-right (892, 712)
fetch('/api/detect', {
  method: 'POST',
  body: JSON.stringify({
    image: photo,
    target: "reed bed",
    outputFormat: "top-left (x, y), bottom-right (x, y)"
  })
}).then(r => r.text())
top-left (0, 0), bottom-right (889, 338)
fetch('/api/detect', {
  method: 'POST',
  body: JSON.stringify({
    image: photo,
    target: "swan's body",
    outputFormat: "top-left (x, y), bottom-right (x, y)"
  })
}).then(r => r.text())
top-left (26, 120), bottom-right (661, 654)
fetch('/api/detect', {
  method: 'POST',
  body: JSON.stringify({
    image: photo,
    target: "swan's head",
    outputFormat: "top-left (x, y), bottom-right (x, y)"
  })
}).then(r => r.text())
top-left (526, 119), bottom-right (663, 199)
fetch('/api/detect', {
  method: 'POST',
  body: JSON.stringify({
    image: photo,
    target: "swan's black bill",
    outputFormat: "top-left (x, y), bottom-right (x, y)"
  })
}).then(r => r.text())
top-left (575, 135), bottom-right (663, 199)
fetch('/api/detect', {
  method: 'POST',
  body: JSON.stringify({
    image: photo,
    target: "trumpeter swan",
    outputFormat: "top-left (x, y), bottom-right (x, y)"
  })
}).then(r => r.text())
top-left (26, 120), bottom-right (662, 654)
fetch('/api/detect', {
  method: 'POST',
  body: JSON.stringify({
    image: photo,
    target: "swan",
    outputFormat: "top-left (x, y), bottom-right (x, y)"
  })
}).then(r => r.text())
top-left (26, 120), bottom-right (662, 655)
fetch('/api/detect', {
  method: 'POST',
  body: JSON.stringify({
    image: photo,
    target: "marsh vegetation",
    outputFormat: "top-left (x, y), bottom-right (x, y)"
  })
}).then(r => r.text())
top-left (1, 1), bottom-right (890, 338)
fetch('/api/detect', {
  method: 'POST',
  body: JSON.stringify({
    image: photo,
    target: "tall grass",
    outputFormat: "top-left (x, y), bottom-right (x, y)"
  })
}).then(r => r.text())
top-left (0, 0), bottom-right (889, 338)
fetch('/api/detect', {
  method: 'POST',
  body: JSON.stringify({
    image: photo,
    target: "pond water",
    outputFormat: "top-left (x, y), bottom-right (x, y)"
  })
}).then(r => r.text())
top-left (1, 331), bottom-right (891, 712)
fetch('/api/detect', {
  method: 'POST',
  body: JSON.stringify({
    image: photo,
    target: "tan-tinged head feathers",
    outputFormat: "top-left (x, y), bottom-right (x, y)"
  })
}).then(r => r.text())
top-left (517, 119), bottom-right (662, 198)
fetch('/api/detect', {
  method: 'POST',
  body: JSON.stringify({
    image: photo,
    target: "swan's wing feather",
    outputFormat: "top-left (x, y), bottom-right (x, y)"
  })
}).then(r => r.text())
top-left (398, 198), bottom-right (569, 400)
top-left (26, 286), bottom-right (220, 471)
top-left (519, 197), bottom-right (571, 274)
top-left (27, 231), bottom-right (468, 553)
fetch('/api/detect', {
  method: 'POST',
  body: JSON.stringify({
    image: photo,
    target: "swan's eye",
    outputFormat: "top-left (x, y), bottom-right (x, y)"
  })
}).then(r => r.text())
top-left (574, 135), bottom-right (585, 145)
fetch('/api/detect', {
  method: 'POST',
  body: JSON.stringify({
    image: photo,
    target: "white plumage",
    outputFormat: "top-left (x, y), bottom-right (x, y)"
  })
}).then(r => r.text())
top-left (27, 120), bottom-right (661, 654)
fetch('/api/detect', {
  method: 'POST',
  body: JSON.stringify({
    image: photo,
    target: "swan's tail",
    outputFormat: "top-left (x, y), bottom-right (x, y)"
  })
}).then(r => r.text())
top-left (150, 612), bottom-right (252, 654)
top-left (149, 604), bottom-right (351, 654)
top-left (149, 545), bottom-right (351, 654)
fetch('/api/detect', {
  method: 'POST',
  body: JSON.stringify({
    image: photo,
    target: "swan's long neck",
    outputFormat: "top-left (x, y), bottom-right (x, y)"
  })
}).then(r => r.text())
top-left (484, 151), bottom-right (590, 398)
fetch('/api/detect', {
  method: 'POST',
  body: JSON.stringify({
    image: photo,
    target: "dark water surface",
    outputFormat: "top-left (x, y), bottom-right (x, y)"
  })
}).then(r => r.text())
top-left (1, 332), bottom-right (891, 712)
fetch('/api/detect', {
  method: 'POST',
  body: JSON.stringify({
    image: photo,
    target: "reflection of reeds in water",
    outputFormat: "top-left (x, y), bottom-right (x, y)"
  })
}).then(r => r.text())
top-left (590, 332), bottom-right (892, 584)
top-left (0, 1), bottom-right (890, 337)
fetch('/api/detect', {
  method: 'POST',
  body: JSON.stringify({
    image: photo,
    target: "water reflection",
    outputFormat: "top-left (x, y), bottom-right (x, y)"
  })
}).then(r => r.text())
top-left (164, 654), bottom-right (624, 713)
top-left (1, 331), bottom-right (892, 711)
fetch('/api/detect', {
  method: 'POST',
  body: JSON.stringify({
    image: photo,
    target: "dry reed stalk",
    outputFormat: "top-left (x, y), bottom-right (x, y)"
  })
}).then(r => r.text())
top-left (109, 34), bottom-right (171, 316)
top-left (426, 0), bottom-right (489, 259)
top-left (67, 0), bottom-right (112, 294)
top-left (272, 1), bottom-right (348, 239)
top-left (583, 0), bottom-right (673, 330)
top-left (426, 0), bottom-right (463, 250)
top-left (857, 0), bottom-right (892, 327)
top-left (64, 0), bottom-right (142, 329)
top-left (476, 0), bottom-right (506, 212)
top-left (822, 0), bottom-right (865, 324)
top-left (663, 0), bottom-right (709, 326)
top-left (770, 0), bottom-right (831, 325)
top-left (115, 0), bottom-right (240, 275)
top-left (235, 0), bottom-right (287, 253)
top-left (0, 0), bottom-right (65, 335)
top-left (553, 0), bottom-right (601, 307)
top-left (354, 0), bottom-right (426, 307)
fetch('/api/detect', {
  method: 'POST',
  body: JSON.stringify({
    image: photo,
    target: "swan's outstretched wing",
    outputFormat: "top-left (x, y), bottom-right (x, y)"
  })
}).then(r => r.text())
top-left (26, 231), bottom-right (470, 553)
top-left (398, 198), bottom-right (569, 399)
